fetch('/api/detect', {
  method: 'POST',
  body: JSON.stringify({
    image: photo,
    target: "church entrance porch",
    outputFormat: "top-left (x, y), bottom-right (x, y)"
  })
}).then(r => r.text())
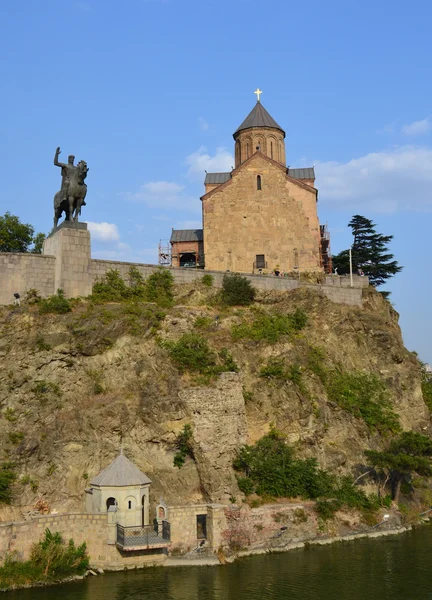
top-left (179, 252), bottom-right (197, 268)
top-left (116, 521), bottom-right (171, 551)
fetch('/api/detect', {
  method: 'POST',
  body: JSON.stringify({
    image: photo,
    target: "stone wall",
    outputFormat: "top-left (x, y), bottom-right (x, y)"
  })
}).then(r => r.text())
top-left (91, 259), bottom-right (365, 307)
top-left (0, 235), bottom-right (366, 309)
top-left (202, 153), bottom-right (321, 274)
top-left (0, 253), bottom-right (55, 306)
top-left (0, 513), bottom-right (166, 569)
top-left (168, 504), bottom-right (209, 552)
top-left (43, 223), bottom-right (92, 298)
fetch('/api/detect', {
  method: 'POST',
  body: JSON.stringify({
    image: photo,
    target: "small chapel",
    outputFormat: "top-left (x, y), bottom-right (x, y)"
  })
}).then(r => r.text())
top-left (168, 90), bottom-right (331, 275)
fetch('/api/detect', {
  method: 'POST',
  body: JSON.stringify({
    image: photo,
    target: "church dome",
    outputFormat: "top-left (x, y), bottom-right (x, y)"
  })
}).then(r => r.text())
top-left (233, 97), bottom-right (286, 168)
top-left (233, 102), bottom-right (285, 138)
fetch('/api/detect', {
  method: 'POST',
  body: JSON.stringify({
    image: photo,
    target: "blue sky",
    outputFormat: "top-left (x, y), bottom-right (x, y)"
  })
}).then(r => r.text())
top-left (1, 0), bottom-right (431, 362)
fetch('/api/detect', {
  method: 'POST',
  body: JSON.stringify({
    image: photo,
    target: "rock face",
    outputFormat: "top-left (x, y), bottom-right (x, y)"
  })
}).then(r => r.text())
top-left (180, 373), bottom-right (247, 501)
top-left (0, 285), bottom-right (429, 517)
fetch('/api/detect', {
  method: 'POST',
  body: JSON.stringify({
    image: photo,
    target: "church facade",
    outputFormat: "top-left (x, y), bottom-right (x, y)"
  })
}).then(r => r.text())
top-left (169, 94), bottom-right (330, 275)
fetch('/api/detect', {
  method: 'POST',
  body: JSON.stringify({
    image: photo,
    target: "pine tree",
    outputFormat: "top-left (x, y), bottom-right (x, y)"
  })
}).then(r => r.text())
top-left (332, 215), bottom-right (402, 288)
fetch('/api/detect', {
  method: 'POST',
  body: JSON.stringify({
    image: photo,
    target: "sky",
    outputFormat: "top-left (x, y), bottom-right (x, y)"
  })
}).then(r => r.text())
top-left (0, 0), bottom-right (431, 362)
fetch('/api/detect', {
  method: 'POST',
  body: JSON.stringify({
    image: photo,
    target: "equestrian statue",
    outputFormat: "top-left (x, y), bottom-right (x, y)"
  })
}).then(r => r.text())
top-left (53, 147), bottom-right (89, 229)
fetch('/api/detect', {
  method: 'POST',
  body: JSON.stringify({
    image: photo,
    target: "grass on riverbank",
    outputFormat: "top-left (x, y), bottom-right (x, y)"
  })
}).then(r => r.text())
top-left (0, 529), bottom-right (89, 591)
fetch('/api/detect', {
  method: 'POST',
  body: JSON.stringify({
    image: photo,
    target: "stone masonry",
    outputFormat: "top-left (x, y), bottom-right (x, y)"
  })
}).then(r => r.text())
top-left (42, 222), bottom-right (91, 299)
top-left (201, 153), bottom-right (322, 274)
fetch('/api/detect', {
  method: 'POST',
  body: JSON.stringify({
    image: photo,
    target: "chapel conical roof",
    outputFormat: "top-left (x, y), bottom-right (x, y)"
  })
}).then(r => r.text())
top-left (90, 452), bottom-right (151, 487)
top-left (233, 102), bottom-right (285, 137)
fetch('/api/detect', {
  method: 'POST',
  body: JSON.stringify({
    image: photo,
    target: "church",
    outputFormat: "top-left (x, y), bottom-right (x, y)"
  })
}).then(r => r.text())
top-left (167, 91), bottom-right (331, 275)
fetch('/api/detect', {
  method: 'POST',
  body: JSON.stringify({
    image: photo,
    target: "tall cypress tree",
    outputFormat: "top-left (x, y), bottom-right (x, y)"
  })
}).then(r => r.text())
top-left (332, 215), bottom-right (402, 288)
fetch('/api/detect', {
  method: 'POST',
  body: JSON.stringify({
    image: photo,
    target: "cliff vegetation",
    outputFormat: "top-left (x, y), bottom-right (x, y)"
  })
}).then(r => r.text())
top-left (0, 270), bottom-right (430, 522)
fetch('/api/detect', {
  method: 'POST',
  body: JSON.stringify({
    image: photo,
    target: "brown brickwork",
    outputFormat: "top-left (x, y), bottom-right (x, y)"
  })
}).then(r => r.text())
top-left (235, 126), bottom-right (286, 167)
top-left (202, 152), bottom-right (321, 274)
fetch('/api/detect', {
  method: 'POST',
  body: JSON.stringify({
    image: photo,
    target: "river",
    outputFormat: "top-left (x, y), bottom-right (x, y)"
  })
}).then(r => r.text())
top-left (4, 526), bottom-right (432, 599)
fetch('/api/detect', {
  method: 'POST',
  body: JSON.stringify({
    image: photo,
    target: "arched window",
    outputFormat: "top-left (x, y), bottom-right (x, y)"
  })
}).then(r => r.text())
top-left (257, 175), bottom-right (262, 191)
top-left (293, 248), bottom-right (299, 269)
top-left (246, 142), bottom-right (250, 158)
top-left (106, 497), bottom-right (116, 510)
top-left (270, 141), bottom-right (273, 159)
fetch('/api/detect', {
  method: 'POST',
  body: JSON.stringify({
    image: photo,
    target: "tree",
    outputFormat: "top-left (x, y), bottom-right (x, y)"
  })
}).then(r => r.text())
top-left (222, 273), bottom-right (256, 306)
top-left (31, 232), bottom-right (46, 254)
top-left (332, 215), bottom-right (402, 288)
top-left (0, 212), bottom-right (45, 254)
top-left (365, 431), bottom-right (432, 502)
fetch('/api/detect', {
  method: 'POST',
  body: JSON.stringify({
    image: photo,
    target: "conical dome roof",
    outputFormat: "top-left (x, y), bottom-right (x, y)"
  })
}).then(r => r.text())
top-left (234, 102), bottom-right (285, 137)
top-left (90, 453), bottom-right (151, 487)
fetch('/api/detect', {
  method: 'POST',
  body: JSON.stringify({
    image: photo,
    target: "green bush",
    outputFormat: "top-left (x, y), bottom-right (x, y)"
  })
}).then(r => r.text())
top-left (194, 316), bottom-right (214, 330)
top-left (201, 274), bottom-right (214, 287)
top-left (327, 372), bottom-right (400, 434)
top-left (236, 476), bottom-right (255, 496)
top-left (421, 374), bottom-right (432, 412)
top-left (234, 428), bottom-right (381, 520)
top-left (259, 359), bottom-right (303, 385)
top-left (0, 463), bottom-right (16, 504)
top-left (0, 528), bottom-right (89, 590)
top-left (92, 267), bottom-right (173, 307)
top-left (173, 424), bottom-right (194, 469)
top-left (163, 333), bottom-right (238, 378)
top-left (145, 268), bottom-right (174, 307)
top-left (39, 289), bottom-right (72, 314)
top-left (233, 427), bottom-right (334, 499)
top-left (163, 333), bottom-right (215, 374)
top-left (92, 269), bottom-right (132, 302)
top-left (32, 380), bottom-right (61, 401)
top-left (222, 273), bottom-right (256, 306)
top-left (232, 309), bottom-right (308, 343)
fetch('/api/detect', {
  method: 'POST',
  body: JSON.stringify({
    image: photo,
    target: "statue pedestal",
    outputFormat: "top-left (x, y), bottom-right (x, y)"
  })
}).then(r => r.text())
top-left (43, 222), bottom-right (92, 298)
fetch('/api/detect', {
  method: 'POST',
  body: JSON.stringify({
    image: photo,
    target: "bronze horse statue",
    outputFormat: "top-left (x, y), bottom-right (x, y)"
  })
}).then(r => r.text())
top-left (53, 160), bottom-right (88, 228)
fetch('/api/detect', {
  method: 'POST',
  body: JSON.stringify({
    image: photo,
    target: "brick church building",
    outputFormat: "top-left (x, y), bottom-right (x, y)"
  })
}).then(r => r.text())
top-left (168, 92), bottom-right (330, 275)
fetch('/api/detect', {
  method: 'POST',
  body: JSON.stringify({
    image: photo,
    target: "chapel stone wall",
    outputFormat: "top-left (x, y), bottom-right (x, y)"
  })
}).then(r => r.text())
top-left (202, 154), bottom-right (321, 274)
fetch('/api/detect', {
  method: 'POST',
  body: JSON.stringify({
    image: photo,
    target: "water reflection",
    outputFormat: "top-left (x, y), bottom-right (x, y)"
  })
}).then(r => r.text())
top-left (5, 526), bottom-right (432, 600)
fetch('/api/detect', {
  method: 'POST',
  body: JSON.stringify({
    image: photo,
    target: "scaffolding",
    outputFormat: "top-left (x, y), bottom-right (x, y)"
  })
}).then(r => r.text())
top-left (320, 223), bottom-right (332, 274)
top-left (158, 240), bottom-right (171, 266)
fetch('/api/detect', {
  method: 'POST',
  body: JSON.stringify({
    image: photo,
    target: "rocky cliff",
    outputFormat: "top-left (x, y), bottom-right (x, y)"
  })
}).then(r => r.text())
top-left (0, 283), bottom-right (429, 517)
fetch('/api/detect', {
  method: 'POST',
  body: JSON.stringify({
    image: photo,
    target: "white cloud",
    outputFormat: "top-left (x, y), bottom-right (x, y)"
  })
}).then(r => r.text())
top-left (126, 181), bottom-right (197, 211)
top-left (185, 146), bottom-right (234, 181)
top-left (198, 117), bottom-right (209, 132)
top-left (87, 221), bottom-right (120, 242)
top-left (316, 146), bottom-right (432, 212)
top-left (402, 118), bottom-right (431, 136)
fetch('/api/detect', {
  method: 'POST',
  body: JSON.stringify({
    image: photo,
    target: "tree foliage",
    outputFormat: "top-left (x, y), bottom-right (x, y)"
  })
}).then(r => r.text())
top-left (332, 215), bottom-right (402, 288)
top-left (222, 273), bottom-right (256, 306)
top-left (0, 528), bottom-right (89, 589)
top-left (0, 212), bottom-right (45, 254)
top-left (173, 424), bottom-right (194, 468)
top-left (92, 267), bottom-right (174, 307)
top-left (365, 431), bottom-right (432, 500)
top-left (234, 428), bottom-right (384, 520)
top-left (232, 309), bottom-right (307, 343)
top-left (162, 333), bottom-right (238, 378)
top-left (0, 463), bottom-right (16, 504)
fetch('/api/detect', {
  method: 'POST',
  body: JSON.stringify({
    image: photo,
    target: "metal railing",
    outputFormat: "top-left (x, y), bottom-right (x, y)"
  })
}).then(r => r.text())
top-left (117, 521), bottom-right (170, 549)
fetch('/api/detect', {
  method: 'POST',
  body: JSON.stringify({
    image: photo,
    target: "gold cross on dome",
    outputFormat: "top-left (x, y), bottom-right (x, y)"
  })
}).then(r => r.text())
top-left (254, 88), bottom-right (263, 102)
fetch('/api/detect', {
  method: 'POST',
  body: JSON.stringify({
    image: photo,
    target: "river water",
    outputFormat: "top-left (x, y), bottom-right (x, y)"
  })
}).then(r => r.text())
top-left (5, 526), bottom-right (432, 600)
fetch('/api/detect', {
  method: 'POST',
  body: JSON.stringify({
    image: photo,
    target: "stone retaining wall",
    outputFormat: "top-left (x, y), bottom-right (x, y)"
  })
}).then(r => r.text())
top-left (0, 235), bottom-right (366, 308)
top-left (91, 259), bottom-right (365, 307)
top-left (0, 253), bottom-right (56, 306)
top-left (0, 513), bottom-right (165, 570)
